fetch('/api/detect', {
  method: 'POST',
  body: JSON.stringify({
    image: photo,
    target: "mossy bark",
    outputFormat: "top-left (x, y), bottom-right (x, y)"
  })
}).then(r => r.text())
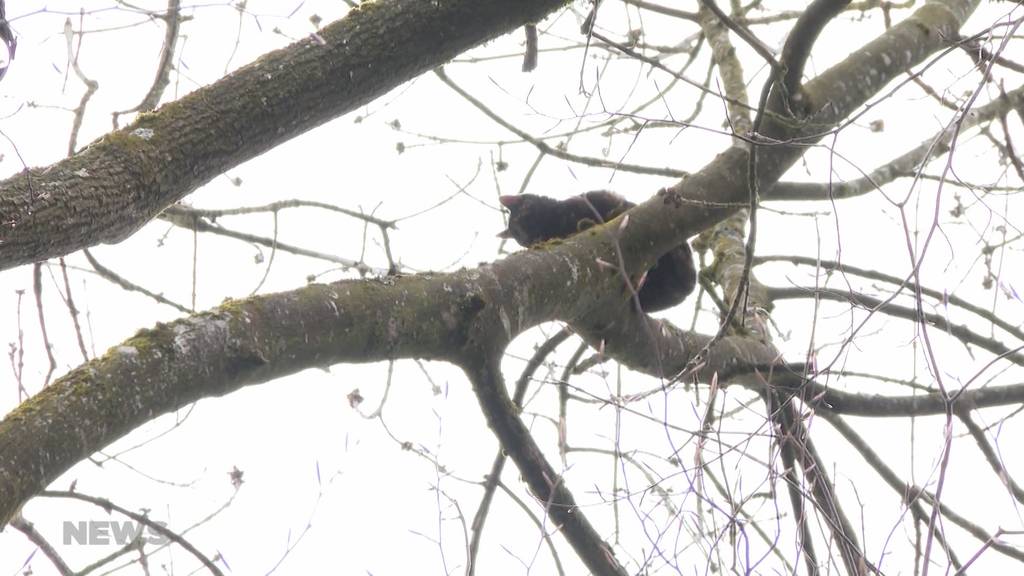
top-left (0, 0), bottom-right (569, 270)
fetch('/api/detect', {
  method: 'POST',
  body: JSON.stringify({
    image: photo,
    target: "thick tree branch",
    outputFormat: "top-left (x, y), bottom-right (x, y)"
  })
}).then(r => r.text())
top-left (0, 269), bottom-right (490, 526)
top-left (0, 0), bottom-right (568, 270)
top-left (583, 0), bottom-right (982, 319)
top-left (0, 216), bottom-right (685, 527)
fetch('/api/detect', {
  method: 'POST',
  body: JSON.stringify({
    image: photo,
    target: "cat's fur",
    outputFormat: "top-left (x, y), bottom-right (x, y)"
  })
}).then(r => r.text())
top-left (498, 191), bottom-right (696, 312)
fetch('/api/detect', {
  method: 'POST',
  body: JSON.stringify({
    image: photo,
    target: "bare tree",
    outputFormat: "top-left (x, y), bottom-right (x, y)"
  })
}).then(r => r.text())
top-left (1, 0), bottom-right (1023, 574)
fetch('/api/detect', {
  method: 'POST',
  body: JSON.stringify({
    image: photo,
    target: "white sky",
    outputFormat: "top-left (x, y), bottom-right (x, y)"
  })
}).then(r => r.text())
top-left (1, 1), bottom-right (1023, 574)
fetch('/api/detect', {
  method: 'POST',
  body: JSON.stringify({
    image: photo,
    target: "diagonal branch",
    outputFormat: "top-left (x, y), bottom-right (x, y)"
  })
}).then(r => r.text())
top-left (776, 400), bottom-right (869, 575)
top-left (767, 285), bottom-right (1024, 366)
top-left (462, 355), bottom-right (628, 576)
top-left (468, 328), bottom-right (571, 575)
top-left (765, 85), bottom-right (1024, 201)
top-left (0, 0), bottom-right (569, 270)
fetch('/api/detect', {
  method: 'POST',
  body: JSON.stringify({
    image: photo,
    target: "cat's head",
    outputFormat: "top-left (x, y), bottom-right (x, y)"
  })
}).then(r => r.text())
top-left (497, 194), bottom-right (562, 246)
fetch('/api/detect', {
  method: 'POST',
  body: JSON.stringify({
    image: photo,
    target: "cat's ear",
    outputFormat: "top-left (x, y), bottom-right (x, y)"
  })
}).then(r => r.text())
top-left (498, 196), bottom-right (521, 238)
top-left (498, 195), bottom-right (524, 209)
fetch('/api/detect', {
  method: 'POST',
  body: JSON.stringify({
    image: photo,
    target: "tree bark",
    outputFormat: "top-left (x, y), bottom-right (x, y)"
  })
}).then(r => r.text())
top-left (0, 0), bottom-right (568, 270)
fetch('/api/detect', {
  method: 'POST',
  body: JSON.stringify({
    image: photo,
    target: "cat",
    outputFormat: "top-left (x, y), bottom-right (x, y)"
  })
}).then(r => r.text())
top-left (498, 191), bottom-right (696, 312)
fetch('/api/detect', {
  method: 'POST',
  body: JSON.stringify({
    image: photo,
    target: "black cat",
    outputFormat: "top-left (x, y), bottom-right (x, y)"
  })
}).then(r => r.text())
top-left (498, 191), bottom-right (696, 312)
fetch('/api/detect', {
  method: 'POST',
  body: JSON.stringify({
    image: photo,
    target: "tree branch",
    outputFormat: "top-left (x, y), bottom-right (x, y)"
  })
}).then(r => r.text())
top-left (767, 285), bottom-right (1024, 366)
top-left (462, 355), bottom-right (629, 576)
top-left (765, 84), bottom-right (1024, 201)
top-left (0, 0), bottom-right (569, 270)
